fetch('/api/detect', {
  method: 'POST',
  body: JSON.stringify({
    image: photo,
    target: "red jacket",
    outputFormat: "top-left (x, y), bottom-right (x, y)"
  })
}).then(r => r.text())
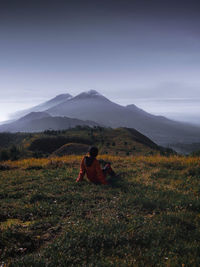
top-left (76, 156), bottom-right (108, 185)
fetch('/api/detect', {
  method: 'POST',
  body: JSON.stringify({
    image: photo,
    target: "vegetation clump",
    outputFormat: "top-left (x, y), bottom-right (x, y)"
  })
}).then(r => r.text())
top-left (29, 136), bottom-right (92, 154)
top-left (0, 145), bottom-right (21, 162)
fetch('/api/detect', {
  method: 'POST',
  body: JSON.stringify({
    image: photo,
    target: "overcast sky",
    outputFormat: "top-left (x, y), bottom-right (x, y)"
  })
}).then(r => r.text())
top-left (0, 0), bottom-right (200, 123)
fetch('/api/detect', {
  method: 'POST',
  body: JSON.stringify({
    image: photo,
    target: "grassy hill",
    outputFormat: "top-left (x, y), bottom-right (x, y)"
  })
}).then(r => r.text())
top-left (1, 154), bottom-right (200, 266)
top-left (0, 126), bottom-right (174, 163)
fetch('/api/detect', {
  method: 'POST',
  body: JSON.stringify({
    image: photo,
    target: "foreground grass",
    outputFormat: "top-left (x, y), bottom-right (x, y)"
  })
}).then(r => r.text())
top-left (0, 155), bottom-right (200, 266)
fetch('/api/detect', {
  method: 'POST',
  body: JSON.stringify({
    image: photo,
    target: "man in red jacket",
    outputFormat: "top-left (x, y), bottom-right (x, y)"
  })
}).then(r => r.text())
top-left (76, 146), bottom-right (115, 185)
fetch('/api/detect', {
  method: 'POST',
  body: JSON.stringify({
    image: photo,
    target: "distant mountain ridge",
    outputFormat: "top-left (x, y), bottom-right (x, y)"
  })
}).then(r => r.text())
top-left (11, 93), bottom-right (72, 119)
top-left (2, 90), bottom-right (200, 147)
top-left (18, 112), bottom-right (51, 122)
top-left (46, 90), bottom-right (200, 145)
top-left (0, 112), bottom-right (98, 133)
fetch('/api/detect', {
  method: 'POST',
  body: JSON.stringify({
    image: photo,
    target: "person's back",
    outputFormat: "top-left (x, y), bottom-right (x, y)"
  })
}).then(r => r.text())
top-left (76, 146), bottom-right (115, 185)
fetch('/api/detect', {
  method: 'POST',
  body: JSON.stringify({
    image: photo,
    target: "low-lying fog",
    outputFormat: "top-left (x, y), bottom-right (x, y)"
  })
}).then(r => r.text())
top-left (0, 99), bottom-right (45, 124)
top-left (132, 98), bottom-right (200, 125)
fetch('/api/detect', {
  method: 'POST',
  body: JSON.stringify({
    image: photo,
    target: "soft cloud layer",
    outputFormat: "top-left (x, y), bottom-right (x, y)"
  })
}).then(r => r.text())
top-left (0, 0), bottom-right (199, 123)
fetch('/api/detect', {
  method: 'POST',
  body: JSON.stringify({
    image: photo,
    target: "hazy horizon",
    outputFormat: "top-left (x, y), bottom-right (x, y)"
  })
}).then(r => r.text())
top-left (0, 89), bottom-right (200, 126)
top-left (0, 0), bottom-right (200, 124)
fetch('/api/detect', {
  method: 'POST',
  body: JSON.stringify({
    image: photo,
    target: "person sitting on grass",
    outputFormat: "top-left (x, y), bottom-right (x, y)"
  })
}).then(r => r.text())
top-left (76, 146), bottom-right (115, 185)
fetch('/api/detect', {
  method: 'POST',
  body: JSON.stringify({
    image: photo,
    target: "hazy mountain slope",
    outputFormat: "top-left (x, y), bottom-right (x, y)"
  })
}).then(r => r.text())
top-left (0, 112), bottom-right (98, 133)
top-left (18, 112), bottom-right (51, 122)
top-left (11, 93), bottom-right (72, 119)
top-left (47, 90), bottom-right (200, 145)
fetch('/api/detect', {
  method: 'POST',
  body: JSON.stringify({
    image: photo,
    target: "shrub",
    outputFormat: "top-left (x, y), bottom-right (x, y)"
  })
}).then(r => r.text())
top-left (9, 145), bottom-right (20, 161)
top-left (0, 149), bottom-right (9, 161)
top-left (0, 145), bottom-right (20, 161)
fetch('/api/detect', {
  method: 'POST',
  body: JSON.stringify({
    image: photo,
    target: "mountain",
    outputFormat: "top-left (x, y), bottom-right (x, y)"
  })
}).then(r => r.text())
top-left (47, 90), bottom-right (116, 122)
top-left (11, 93), bottom-right (72, 119)
top-left (0, 112), bottom-right (98, 133)
top-left (1, 90), bottom-right (200, 147)
top-left (18, 112), bottom-right (51, 122)
top-left (46, 90), bottom-right (200, 145)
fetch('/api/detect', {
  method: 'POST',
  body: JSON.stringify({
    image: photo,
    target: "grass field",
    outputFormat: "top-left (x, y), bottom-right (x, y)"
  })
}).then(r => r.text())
top-left (1, 155), bottom-right (200, 266)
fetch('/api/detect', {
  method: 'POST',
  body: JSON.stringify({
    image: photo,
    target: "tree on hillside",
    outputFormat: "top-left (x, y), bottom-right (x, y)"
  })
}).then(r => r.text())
top-left (0, 149), bottom-right (9, 161)
top-left (9, 145), bottom-right (20, 161)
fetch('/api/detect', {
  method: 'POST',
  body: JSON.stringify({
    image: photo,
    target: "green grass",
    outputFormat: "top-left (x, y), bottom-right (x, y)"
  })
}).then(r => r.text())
top-left (0, 156), bottom-right (200, 266)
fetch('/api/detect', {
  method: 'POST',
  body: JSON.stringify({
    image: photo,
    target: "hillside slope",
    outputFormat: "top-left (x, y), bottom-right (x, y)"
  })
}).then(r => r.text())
top-left (26, 127), bottom-right (170, 157)
top-left (0, 127), bottom-right (168, 161)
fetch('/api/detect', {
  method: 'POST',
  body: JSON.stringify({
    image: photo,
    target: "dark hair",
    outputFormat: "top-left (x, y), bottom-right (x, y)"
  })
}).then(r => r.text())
top-left (88, 146), bottom-right (98, 158)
